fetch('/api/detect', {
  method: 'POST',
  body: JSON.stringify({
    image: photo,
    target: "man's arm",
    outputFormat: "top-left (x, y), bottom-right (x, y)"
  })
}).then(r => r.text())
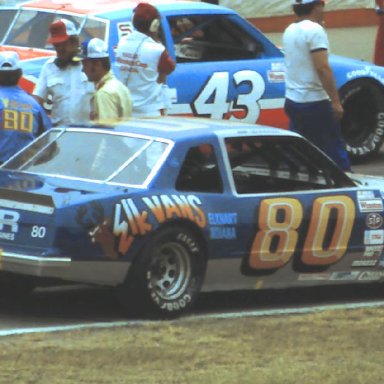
top-left (37, 106), bottom-right (52, 135)
top-left (32, 62), bottom-right (49, 106)
top-left (158, 50), bottom-right (175, 76)
top-left (33, 95), bottom-right (45, 106)
top-left (312, 49), bottom-right (343, 120)
top-left (376, 0), bottom-right (384, 14)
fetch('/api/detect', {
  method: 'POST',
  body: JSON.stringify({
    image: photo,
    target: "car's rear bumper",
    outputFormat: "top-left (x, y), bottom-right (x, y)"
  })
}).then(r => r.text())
top-left (0, 251), bottom-right (130, 286)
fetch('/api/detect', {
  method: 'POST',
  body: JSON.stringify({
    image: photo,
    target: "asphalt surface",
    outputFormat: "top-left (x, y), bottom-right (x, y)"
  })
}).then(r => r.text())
top-left (1, 278), bottom-right (384, 334)
top-left (352, 148), bottom-right (384, 175)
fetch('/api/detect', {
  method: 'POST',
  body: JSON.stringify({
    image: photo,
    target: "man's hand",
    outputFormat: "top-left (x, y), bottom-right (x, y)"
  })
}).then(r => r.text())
top-left (331, 100), bottom-right (344, 120)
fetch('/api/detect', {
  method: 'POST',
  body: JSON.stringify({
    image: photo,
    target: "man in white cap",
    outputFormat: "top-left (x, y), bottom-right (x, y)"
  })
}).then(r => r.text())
top-left (115, 3), bottom-right (175, 117)
top-left (0, 51), bottom-right (51, 163)
top-left (81, 38), bottom-right (132, 122)
top-left (33, 19), bottom-right (94, 126)
top-left (282, 0), bottom-right (351, 171)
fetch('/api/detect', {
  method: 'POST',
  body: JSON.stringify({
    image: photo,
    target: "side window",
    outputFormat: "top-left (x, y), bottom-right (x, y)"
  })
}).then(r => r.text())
top-left (226, 137), bottom-right (354, 194)
top-left (168, 15), bottom-right (264, 63)
top-left (176, 144), bottom-right (223, 193)
top-left (79, 18), bottom-right (107, 43)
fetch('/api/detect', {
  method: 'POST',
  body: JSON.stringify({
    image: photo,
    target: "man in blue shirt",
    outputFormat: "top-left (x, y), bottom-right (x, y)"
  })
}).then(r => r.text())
top-left (0, 51), bottom-right (51, 163)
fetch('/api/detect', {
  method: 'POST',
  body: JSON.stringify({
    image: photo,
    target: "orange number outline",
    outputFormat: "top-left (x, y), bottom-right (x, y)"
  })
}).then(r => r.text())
top-left (249, 195), bottom-right (355, 270)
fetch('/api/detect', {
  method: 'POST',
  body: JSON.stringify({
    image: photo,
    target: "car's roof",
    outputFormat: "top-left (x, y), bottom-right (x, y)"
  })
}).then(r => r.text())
top-left (19, 0), bottom-right (231, 16)
top-left (76, 116), bottom-right (300, 142)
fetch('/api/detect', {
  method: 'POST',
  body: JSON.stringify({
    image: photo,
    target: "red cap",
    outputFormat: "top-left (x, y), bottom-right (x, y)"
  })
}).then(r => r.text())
top-left (133, 3), bottom-right (159, 32)
top-left (47, 19), bottom-right (78, 44)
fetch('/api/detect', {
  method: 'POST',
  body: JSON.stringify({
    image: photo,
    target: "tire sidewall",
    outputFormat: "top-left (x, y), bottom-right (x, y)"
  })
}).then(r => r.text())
top-left (127, 226), bottom-right (206, 318)
top-left (340, 79), bottom-right (384, 159)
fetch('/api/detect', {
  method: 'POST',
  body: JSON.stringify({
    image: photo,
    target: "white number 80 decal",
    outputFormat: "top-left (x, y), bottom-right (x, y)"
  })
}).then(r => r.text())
top-left (31, 225), bottom-right (46, 239)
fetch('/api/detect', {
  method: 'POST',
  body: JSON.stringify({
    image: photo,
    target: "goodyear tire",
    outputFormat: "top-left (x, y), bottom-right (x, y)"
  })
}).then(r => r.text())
top-left (340, 79), bottom-right (384, 161)
top-left (117, 227), bottom-right (206, 319)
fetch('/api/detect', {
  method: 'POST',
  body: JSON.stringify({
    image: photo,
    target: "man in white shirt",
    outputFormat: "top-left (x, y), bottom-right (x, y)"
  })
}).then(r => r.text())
top-left (33, 19), bottom-right (94, 126)
top-left (115, 3), bottom-right (175, 117)
top-left (283, 0), bottom-right (350, 171)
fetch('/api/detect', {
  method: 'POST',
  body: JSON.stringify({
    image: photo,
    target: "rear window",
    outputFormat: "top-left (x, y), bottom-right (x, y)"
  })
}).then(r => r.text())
top-left (3, 128), bottom-right (171, 187)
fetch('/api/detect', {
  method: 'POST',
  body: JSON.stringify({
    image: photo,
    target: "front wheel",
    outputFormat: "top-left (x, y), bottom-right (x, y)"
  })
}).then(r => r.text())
top-left (117, 227), bottom-right (206, 319)
top-left (340, 79), bottom-right (384, 161)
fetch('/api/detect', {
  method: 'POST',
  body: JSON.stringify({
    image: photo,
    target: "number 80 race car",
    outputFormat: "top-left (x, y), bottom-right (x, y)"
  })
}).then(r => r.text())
top-left (2, 0), bottom-right (384, 160)
top-left (0, 116), bottom-right (383, 318)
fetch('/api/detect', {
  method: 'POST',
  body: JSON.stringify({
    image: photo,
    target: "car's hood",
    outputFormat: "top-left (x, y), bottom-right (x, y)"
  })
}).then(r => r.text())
top-left (347, 172), bottom-right (384, 189)
top-left (0, 46), bottom-right (55, 92)
top-left (0, 45), bottom-right (54, 61)
top-left (330, 54), bottom-right (384, 86)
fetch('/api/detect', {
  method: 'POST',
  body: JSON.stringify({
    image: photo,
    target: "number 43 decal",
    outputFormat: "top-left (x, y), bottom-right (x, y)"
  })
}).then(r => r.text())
top-left (249, 196), bottom-right (355, 270)
top-left (192, 70), bottom-right (265, 124)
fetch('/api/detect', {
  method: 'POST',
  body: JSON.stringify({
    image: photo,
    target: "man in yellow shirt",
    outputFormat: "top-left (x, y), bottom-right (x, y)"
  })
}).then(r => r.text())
top-left (81, 38), bottom-right (132, 123)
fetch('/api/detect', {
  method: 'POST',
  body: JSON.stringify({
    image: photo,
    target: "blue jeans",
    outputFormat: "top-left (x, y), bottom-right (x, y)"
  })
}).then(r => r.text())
top-left (284, 98), bottom-right (351, 171)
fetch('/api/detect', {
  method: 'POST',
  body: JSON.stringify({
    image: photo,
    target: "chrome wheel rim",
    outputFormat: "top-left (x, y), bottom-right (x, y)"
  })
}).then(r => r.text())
top-left (149, 242), bottom-right (192, 300)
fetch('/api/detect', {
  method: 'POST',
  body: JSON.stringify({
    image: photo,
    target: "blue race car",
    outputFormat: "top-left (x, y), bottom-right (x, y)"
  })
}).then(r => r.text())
top-left (1, 0), bottom-right (384, 160)
top-left (0, 116), bottom-right (383, 318)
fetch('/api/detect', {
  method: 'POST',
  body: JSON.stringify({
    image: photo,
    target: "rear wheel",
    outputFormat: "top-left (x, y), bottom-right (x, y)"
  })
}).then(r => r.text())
top-left (117, 227), bottom-right (206, 319)
top-left (340, 79), bottom-right (384, 161)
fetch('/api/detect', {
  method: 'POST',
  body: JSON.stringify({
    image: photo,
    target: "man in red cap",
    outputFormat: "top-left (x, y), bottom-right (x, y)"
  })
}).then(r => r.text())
top-left (33, 19), bottom-right (94, 126)
top-left (115, 3), bottom-right (175, 117)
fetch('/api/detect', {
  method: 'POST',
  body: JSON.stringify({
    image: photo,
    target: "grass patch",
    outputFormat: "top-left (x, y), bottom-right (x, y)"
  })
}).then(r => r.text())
top-left (1, 307), bottom-right (383, 383)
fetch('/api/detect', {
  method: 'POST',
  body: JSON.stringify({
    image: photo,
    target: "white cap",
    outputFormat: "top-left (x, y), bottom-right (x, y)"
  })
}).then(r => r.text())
top-left (293, 0), bottom-right (324, 4)
top-left (0, 51), bottom-right (20, 71)
top-left (80, 38), bottom-right (109, 59)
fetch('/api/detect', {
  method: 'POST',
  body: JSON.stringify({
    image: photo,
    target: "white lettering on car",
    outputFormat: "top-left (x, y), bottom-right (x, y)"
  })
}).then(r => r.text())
top-left (192, 70), bottom-right (266, 123)
top-left (0, 209), bottom-right (19, 233)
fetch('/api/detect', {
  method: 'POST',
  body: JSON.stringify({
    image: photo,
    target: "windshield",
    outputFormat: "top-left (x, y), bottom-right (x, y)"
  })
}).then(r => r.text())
top-left (1, 9), bottom-right (107, 49)
top-left (3, 129), bottom-right (170, 186)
